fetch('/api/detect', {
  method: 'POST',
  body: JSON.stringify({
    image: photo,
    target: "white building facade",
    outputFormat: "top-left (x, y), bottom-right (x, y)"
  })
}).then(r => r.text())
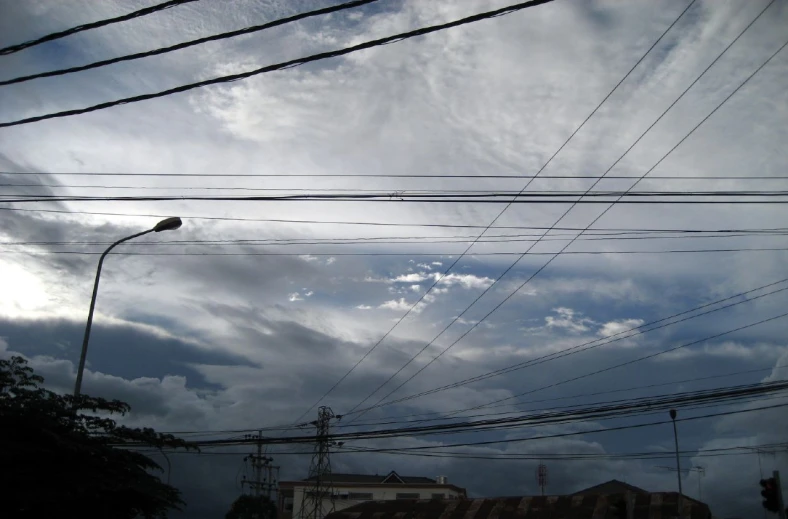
top-left (278, 471), bottom-right (466, 519)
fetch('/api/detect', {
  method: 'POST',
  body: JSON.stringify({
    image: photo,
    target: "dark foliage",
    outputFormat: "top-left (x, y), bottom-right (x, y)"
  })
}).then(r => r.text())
top-left (0, 355), bottom-right (196, 519)
top-left (225, 494), bottom-right (278, 519)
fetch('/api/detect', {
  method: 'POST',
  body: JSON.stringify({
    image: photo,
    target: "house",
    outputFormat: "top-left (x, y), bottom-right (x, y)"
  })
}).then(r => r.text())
top-left (278, 471), bottom-right (467, 519)
top-left (321, 479), bottom-right (713, 519)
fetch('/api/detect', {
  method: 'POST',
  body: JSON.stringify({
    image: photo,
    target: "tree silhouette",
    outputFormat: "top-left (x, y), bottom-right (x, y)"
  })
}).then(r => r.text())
top-left (225, 494), bottom-right (278, 519)
top-left (0, 355), bottom-right (196, 519)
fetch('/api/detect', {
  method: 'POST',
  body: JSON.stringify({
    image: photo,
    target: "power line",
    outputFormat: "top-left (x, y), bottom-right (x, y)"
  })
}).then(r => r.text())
top-left (155, 364), bottom-right (788, 437)
top-left (4, 230), bottom-right (787, 248)
top-left (126, 390), bottom-right (788, 449)
top-left (343, 0), bottom-right (778, 423)
top-left (3, 172), bottom-right (788, 179)
top-left (4, 247), bottom-right (787, 257)
top-left (0, 0), bottom-right (379, 85)
top-left (1, 205), bottom-right (784, 233)
top-left (4, 190), bottom-right (788, 203)
top-left (340, 365), bottom-right (788, 428)
top-left (346, 277), bottom-right (788, 416)
top-left (0, 0), bottom-right (555, 128)
top-left (442, 311), bottom-right (788, 418)
top-left (297, 0), bottom-right (699, 422)
top-left (0, 0), bottom-right (197, 56)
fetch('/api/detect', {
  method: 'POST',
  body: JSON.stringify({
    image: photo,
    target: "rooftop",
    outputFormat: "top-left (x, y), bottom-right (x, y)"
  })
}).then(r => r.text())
top-left (324, 494), bottom-right (712, 519)
top-left (299, 471), bottom-right (438, 485)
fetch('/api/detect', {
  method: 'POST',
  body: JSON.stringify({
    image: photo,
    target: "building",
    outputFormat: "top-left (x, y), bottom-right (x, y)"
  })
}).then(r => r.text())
top-left (572, 479), bottom-right (649, 497)
top-left (278, 471), bottom-right (466, 519)
top-left (322, 479), bottom-right (713, 519)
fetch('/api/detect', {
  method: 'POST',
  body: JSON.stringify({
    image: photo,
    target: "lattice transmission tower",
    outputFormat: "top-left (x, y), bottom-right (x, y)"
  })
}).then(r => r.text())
top-left (299, 406), bottom-right (342, 519)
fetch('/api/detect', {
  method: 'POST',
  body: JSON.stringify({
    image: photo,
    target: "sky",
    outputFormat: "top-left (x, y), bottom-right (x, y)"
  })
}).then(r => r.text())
top-left (1, 0), bottom-right (788, 517)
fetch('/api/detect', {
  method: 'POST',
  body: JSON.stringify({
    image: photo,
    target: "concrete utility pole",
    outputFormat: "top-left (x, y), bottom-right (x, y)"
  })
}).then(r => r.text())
top-left (242, 430), bottom-right (276, 499)
top-left (299, 407), bottom-right (342, 519)
top-left (669, 409), bottom-right (683, 519)
top-left (775, 471), bottom-right (787, 519)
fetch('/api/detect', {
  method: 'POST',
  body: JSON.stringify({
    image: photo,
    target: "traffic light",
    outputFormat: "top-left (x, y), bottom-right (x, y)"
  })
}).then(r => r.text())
top-left (760, 477), bottom-right (780, 513)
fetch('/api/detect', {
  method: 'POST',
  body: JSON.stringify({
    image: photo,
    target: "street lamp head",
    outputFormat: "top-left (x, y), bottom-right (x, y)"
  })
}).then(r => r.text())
top-left (669, 409), bottom-right (677, 420)
top-left (153, 217), bottom-right (182, 232)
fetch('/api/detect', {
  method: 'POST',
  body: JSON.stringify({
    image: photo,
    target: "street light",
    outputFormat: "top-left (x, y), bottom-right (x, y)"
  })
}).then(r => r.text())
top-left (72, 217), bottom-right (183, 404)
top-left (669, 409), bottom-right (684, 519)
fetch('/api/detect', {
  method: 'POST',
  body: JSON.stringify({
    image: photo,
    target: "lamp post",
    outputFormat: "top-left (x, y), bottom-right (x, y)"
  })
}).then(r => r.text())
top-left (72, 217), bottom-right (182, 404)
top-left (669, 409), bottom-right (683, 519)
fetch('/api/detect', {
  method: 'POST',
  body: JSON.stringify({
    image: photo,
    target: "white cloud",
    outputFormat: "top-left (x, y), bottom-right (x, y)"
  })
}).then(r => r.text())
top-left (378, 298), bottom-right (413, 312)
top-left (545, 307), bottom-right (596, 334)
top-left (2, 1), bottom-right (788, 515)
top-left (435, 273), bottom-right (495, 289)
top-left (393, 273), bottom-right (428, 283)
top-left (304, 291), bottom-right (314, 297)
top-left (410, 284), bottom-right (421, 292)
top-left (598, 318), bottom-right (645, 338)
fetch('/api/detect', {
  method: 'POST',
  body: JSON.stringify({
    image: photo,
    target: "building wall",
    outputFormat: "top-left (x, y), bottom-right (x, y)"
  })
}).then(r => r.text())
top-left (282, 484), bottom-right (464, 519)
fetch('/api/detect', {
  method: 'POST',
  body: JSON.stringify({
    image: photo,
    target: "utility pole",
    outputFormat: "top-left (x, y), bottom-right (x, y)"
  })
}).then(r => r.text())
top-left (775, 471), bottom-right (787, 519)
top-left (299, 407), bottom-right (342, 519)
top-left (242, 430), bottom-right (276, 500)
top-left (669, 409), bottom-right (683, 519)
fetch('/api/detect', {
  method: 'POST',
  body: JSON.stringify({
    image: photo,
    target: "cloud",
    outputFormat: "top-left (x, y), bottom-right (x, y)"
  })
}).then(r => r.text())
top-left (393, 273), bottom-right (428, 283)
top-left (598, 318), bottom-right (645, 338)
top-left (545, 307), bottom-right (596, 334)
top-left (436, 273), bottom-right (495, 289)
top-left (1, 1), bottom-right (787, 517)
top-left (378, 298), bottom-right (414, 312)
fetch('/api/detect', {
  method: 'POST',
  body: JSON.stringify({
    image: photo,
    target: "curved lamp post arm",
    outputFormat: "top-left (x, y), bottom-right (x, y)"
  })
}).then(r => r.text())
top-left (71, 217), bottom-right (181, 407)
top-left (72, 229), bottom-right (153, 403)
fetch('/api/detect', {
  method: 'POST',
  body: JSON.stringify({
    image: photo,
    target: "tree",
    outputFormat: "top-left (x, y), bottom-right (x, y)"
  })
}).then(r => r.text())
top-left (225, 494), bottom-right (278, 519)
top-left (0, 355), bottom-right (196, 519)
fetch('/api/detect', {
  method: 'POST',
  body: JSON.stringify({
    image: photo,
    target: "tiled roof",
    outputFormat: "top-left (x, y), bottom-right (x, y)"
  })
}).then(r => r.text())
top-left (324, 493), bottom-right (712, 519)
top-left (573, 479), bottom-right (649, 496)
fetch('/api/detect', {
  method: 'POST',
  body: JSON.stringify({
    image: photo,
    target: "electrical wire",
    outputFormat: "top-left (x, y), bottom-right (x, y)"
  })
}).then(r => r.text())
top-left (343, 0), bottom-right (785, 422)
top-left (437, 311), bottom-right (788, 418)
top-left (0, 0), bottom-right (555, 128)
top-left (3, 172), bottom-right (788, 179)
top-left (156, 364), bottom-right (788, 438)
top-left (347, 278), bottom-right (788, 415)
top-left (120, 389), bottom-right (788, 449)
top-left (5, 193), bottom-right (788, 204)
top-left (3, 247), bottom-right (788, 257)
top-left (0, 0), bottom-right (380, 86)
top-left (5, 230), bottom-right (788, 248)
top-left (297, 0), bottom-right (699, 423)
top-left (133, 440), bottom-right (788, 461)
top-left (1, 205), bottom-right (784, 233)
top-left (337, 365), bottom-right (788, 428)
top-left (0, 0), bottom-right (197, 56)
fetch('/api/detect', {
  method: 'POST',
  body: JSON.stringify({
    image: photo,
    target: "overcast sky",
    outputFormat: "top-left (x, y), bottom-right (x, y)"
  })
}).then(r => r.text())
top-left (1, 0), bottom-right (788, 517)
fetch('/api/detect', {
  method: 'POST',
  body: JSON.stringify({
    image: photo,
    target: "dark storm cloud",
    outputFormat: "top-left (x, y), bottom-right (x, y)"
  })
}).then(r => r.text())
top-left (0, 315), bottom-right (250, 392)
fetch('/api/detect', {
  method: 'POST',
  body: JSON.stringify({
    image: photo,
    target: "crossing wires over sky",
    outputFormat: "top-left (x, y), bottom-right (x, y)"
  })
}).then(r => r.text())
top-left (339, 0), bottom-right (786, 423)
top-left (2, 0), bottom-right (788, 481)
top-left (0, 0), bottom-right (555, 128)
